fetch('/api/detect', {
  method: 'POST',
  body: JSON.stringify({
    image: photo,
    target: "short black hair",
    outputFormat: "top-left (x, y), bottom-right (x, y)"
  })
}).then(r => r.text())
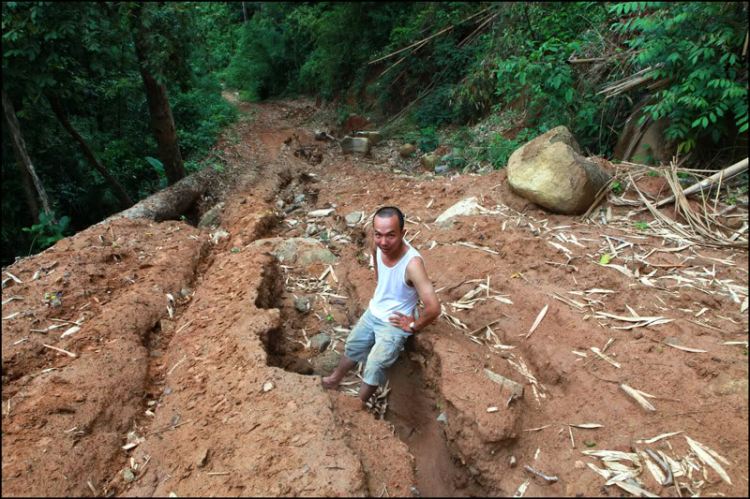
top-left (374, 206), bottom-right (404, 231)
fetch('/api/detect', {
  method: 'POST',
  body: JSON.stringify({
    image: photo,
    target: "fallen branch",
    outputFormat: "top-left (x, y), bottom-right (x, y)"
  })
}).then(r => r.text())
top-left (654, 158), bottom-right (748, 208)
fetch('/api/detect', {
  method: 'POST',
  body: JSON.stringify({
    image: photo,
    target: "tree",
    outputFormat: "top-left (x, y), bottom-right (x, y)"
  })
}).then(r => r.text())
top-left (47, 93), bottom-right (134, 208)
top-left (2, 89), bottom-right (54, 224)
top-left (129, 3), bottom-right (188, 186)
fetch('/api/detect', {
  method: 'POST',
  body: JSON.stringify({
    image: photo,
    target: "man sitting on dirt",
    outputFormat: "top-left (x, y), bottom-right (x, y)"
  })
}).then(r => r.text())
top-left (322, 206), bottom-right (440, 408)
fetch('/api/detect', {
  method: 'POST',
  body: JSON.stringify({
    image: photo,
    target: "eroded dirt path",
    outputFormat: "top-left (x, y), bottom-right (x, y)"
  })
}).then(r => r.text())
top-left (2, 96), bottom-right (748, 497)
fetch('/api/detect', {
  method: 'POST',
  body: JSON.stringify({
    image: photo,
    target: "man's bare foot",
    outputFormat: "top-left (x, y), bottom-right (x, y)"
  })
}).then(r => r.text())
top-left (321, 375), bottom-right (340, 390)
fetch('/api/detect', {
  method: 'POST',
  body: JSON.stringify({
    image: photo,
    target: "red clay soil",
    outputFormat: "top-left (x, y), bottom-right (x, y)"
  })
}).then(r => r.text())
top-left (2, 96), bottom-right (748, 498)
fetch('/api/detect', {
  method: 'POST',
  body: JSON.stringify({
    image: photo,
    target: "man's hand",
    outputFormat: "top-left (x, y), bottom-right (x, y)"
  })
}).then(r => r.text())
top-left (389, 311), bottom-right (415, 333)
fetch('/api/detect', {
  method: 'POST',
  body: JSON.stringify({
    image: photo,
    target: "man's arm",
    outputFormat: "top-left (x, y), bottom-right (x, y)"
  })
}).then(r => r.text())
top-left (398, 257), bottom-right (440, 332)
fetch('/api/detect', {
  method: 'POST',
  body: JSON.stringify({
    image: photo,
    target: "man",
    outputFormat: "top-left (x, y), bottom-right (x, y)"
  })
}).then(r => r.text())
top-left (322, 206), bottom-right (440, 408)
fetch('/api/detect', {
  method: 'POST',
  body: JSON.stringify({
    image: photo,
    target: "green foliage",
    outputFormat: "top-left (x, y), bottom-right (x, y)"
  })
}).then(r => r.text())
top-left (416, 126), bottom-right (439, 153)
top-left (612, 182), bottom-right (623, 195)
top-left (611, 2), bottom-right (748, 155)
top-left (633, 221), bottom-right (649, 231)
top-left (22, 211), bottom-right (71, 252)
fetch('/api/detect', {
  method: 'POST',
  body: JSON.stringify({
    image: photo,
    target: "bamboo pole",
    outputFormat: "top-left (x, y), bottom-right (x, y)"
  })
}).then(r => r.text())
top-left (654, 158), bottom-right (748, 207)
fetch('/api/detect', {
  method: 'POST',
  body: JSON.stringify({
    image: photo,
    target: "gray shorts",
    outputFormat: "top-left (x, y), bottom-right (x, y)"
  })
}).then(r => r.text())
top-left (344, 308), bottom-right (411, 387)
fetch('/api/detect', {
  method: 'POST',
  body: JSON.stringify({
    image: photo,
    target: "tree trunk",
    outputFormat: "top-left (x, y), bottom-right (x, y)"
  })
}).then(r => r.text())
top-left (131, 12), bottom-right (187, 186)
top-left (105, 167), bottom-right (213, 223)
top-left (47, 94), bottom-right (134, 209)
top-left (2, 89), bottom-right (53, 224)
top-left (242, 2), bottom-right (248, 23)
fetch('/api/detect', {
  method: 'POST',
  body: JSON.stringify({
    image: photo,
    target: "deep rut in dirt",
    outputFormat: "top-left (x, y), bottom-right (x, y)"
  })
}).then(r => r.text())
top-left (260, 244), bottom-right (491, 496)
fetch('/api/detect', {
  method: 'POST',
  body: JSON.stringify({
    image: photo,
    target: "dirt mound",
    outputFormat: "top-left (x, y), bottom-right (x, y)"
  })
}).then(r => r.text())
top-left (2, 97), bottom-right (748, 498)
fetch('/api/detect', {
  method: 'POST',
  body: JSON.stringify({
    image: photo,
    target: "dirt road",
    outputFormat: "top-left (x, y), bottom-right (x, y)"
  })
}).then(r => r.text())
top-left (2, 97), bottom-right (748, 497)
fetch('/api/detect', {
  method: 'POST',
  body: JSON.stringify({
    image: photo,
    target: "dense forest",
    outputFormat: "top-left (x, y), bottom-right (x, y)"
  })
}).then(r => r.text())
top-left (2, 2), bottom-right (748, 266)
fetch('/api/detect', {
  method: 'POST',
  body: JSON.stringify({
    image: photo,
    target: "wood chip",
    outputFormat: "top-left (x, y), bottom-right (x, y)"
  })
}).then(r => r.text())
top-left (663, 342), bottom-right (707, 353)
top-left (43, 344), bottom-right (77, 358)
top-left (620, 383), bottom-right (656, 412)
top-left (569, 423), bottom-right (603, 429)
top-left (525, 304), bottom-right (548, 339)
top-left (590, 347), bottom-right (621, 368)
top-left (636, 431), bottom-right (682, 444)
top-left (513, 478), bottom-right (531, 497)
top-left (60, 326), bottom-right (81, 339)
top-left (5, 272), bottom-right (23, 284)
top-left (685, 436), bottom-right (732, 484)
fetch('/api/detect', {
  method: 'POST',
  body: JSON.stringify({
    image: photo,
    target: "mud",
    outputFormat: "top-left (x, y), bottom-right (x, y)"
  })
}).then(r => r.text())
top-left (2, 95), bottom-right (748, 498)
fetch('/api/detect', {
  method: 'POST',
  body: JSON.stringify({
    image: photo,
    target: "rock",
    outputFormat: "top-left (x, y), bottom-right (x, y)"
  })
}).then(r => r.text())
top-left (436, 412), bottom-right (448, 424)
top-left (399, 143), bottom-right (417, 157)
top-left (340, 136), bottom-right (371, 155)
top-left (249, 237), bottom-right (337, 266)
top-left (51, 298), bottom-right (62, 308)
top-left (468, 466), bottom-right (480, 476)
top-left (277, 200), bottom-right (285, 210)
top-left (342, 114), bottom-right (370, 135)
top-left (290, 358), bottom-right (314, 375)
top-left (308, 208), bottom-right (335, 217)
top-left (210, 230), bottom-right (230, 245)
top-left (198, 204), bottom-right (224, 228)
top-left (294, 194), bottom-right (306, 204)
top-left (420, 154), bottom-right (440, 170)
top-left (435, 196), bottom-right (484, 224)
top-left (262, 381), bottom-right (275, 392)
top-left (434, 164), bottom-right (450, 175)
top-left (574, 460), bottom-right (586, 469)
top-left (484, 368), bottom-right (524, 398)
top-left (295, 297), bottom-right (311, 313)
top-left (507, 126), bottom-right (611, 214)
top-left (354, 131), bottom-right (383, 146)
top-left (196, 448), bottom-right (209, 468)
top-left (180, 287), bottom-right (192, 298)
top-left (313, 349), bottom-right (341, 375)
top-left (123, 468), bottom-right (136, 482)
top-left (311, 333), bottom-right (331, 352)
top-left (306, 224), bottom-right (318, 236)
top-left (345, 211), bottom-right (363, 227)
top-left (510, 456), bottom-right (517, 468)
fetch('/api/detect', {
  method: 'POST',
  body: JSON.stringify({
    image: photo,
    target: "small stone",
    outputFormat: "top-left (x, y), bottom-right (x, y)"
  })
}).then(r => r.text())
top-left (51, 298), bottom-right (62, 308)
top-left (510, 456), bottom-right (517, 467)
top-left (410, 486), bottom-right (421, 498)
top-left (196, 448), bottom-right (209, 468)
top-left (436, 412), bottom-right (448, 424)
top-left (435, 164), bottom-right (450, 175)
top-left (345, 211), bottom-right (364, 227)
top-left (123, 468), bottom-right (136, 482)
top-left (468, 466), bottom-right (480, 476)
top-left (294, 194), bottom-right (306, 204)
top-left (311, 333), bottom-right (331, 352)
top-left (263, 381), bottom-right (275, 392)
top-left (574, 460), bottom-right (585, 469)
top-left (277, 200), bottom-right (286, 210)
top-left (314, 349), bottom-right (342, 375)
top-left (305, 224), bottom-right (318, 236)
top-left (399, 143), bottom-right (417, 157)
top-left (294, 297), bottom-right (311, 313)
top-left (634, 331), bottom-right (644, 340)
top-left (180, 287), bottom-right (192, 298)
top-left (164, 387), bottom-right (173, 395)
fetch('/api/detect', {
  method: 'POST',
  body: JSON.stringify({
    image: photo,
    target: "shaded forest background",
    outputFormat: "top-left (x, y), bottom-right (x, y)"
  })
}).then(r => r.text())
top-left (2, 2), bottom-right (748, 266)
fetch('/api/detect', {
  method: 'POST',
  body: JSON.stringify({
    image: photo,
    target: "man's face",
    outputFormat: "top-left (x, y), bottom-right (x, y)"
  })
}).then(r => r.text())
top-left (373, 215), bottom-right (403, 256)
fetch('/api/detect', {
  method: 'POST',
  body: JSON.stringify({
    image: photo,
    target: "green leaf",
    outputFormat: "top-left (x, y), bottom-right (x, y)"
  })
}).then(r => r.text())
top-left (600, 254), bottom-right (611, 265)
top-left (584, 441), bottom-right (597, 448)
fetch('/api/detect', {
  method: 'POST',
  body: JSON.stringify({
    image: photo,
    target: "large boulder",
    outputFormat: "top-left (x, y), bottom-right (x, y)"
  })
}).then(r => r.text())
top-left (354, 131), bottom-right (383, 146)
top-left (507, 126), bottom-right (611, 214)
top-left (340, 136), bottom-right (371, 155)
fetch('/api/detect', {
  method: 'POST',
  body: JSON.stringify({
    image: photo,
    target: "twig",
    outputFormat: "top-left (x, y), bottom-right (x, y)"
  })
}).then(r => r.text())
top-left (43, 344), bottom-right (77, 358)
top-left (524, 465), bottom-right (558, 482)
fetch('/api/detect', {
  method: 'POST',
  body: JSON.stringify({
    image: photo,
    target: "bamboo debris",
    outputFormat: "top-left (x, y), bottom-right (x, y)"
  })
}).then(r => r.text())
top-left (654, 158), bottom-right (748, 208)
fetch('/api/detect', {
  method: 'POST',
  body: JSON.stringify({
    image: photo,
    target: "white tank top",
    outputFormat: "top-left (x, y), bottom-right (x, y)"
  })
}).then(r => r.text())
top-left (368, 241), bottom-right (425, 323)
